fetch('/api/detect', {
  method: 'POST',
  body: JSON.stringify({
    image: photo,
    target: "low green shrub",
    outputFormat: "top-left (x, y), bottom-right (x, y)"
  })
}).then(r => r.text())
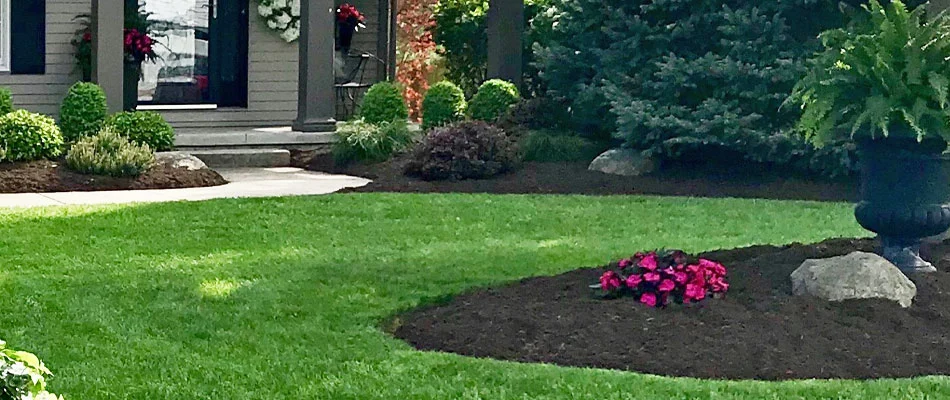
top-left (333, 118), bottom-right (415, 165)
top-left (360, 82), bottom-right (409, 125)
top-left (104, 111), bottom-right (175, 151)
top-left (66, 128), bottom-right (155, 177)
top-left (60, 82), bottom-right (108, 142)
top-left (521, 130), bottom-right (609, 162)
top-left (469, 79), bottom-right (520, 122)
top-left (0, 110), bottom-right (65, 162)
top-left (0, 87), bottom-right (13, 115)
top-left (422, 81), bottom-right (467, 130)
top-left (406, 121), bottom-right (518, 180)
top-left (1, 339), bottom-right (65, 400)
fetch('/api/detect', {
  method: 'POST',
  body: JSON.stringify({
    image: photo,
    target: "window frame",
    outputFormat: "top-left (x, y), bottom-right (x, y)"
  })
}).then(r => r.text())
top-left (0, 0), bottom-right (9, 72)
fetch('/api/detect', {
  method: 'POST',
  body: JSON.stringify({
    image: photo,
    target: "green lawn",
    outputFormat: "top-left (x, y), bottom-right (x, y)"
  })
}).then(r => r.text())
top-left (0, 193), bottom-right (946, 399)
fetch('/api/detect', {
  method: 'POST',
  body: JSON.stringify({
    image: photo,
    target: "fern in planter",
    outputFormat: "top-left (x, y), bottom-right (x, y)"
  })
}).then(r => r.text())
top-left (788, 0), bottom-right (950, 146)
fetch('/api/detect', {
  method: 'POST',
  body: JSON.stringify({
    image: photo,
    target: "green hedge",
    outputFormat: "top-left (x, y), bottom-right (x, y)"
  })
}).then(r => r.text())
top-left (0, 110), bottom-right (65, 162)
top-left (422, 81), bottom-right (467, 130)
top-left (60, 82), bottom-right (109, 143)
top-left (104, 111), bottom-right (175, 151)
top-left (469, 79), bottom-right (520, 122)
top-left (532, 0), bottom-right (925, 177)
top-left (0, 88), bottom-right (12, 115)
top-left (361, 82), bottom-right (409, 125)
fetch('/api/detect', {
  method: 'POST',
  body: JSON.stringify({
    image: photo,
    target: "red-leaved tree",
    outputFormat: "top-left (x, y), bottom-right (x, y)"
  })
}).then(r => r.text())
top-left (396, 0), bottom-right (439, 120)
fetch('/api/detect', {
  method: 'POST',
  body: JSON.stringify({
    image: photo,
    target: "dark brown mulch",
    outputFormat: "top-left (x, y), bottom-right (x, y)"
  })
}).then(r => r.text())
top-left (392, 237), bottom-right (950, 380)
top-left (303, 153), bottom-right (858, 202)
top-left (0, 160), bottom-right (227, 193)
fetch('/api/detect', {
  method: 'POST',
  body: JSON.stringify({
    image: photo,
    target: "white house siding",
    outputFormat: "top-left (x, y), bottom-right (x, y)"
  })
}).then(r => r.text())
top-left (0, 0), bottom-right (385, 130)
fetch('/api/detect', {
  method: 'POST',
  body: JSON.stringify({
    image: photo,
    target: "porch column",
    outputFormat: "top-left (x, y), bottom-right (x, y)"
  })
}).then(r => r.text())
top-left (293, 0), bottom-right (337, 132)
top-left (486, 0), bottom-right (524, 89)
top-left (91, 0), bottom-right (124, 113)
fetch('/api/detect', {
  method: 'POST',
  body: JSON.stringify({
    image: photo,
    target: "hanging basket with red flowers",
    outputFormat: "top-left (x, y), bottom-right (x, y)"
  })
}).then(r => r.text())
top-left (336, 3), bottom-right (367, 53)
top-left (593, 250), bottom-right (730, 308)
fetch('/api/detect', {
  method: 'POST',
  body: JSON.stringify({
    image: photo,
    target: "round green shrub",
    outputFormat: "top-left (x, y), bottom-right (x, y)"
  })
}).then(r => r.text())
top-left (103, 111), bottom-right (175, 151)
top-left (422, 81), bottom-right (467, 130)
top-left (0, 110), bottom-right (65, 162)
top-left (0, 87), bottom-right (13, 115)
top-left (406, 121), bottom-right (518, 180)
top-left (468, 79), bottom-right (520, 122)
top-left (360, 82), bottom-right (408, 125)
top-left (66, 127), bottom-right (155, 177)
top-left (60, 82), bottom-right (108, 142)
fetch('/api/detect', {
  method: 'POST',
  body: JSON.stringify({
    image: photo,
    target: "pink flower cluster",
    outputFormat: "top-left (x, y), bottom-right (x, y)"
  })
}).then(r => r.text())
top-left (123, 29), bottom-right (156, 62)
top-left (597, 250), bottom-right (729, 308)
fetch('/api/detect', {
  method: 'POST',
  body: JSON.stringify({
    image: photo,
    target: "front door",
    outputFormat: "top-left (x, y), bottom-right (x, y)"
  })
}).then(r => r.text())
top-left (135, 0), bottom-right (248, 107)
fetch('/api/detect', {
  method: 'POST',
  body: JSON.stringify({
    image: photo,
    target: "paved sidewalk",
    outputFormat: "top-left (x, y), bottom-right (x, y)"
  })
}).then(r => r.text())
top-left (0, 167), bottom-right (371, 208)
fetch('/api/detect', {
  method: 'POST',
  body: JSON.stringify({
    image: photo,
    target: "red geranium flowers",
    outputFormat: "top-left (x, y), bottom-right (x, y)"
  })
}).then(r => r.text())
top-left (594, 250), bottom-right (729, 308)
top-left (337, 4), bottom-right (366, 24)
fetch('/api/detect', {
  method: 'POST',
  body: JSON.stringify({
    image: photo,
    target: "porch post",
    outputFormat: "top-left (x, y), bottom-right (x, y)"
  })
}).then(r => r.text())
top-left (486, 0), bottom-right (524, 89)
top-left (91, 0), bottom-right (124, 113)
top-left (293, 0), bottom-right (337, 132)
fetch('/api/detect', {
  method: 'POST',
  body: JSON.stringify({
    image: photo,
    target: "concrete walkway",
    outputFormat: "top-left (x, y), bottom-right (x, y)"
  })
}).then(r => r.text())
top-left (0, 168), bottom-right (371, 208)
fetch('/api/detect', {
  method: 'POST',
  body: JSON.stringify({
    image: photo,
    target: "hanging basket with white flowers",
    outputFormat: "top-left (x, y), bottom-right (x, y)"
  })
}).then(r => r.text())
top-left (256, 0), bottom-right (302, 42)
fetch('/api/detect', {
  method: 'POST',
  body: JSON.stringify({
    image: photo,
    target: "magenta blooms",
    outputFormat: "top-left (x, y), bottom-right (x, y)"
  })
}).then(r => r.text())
top-left (123, 29), bottom-right (157, 63)
top-left (595, 250), bottom-right (729, 308)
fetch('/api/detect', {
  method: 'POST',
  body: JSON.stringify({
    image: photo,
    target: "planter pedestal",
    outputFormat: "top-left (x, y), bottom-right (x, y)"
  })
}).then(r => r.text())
top-left (854, 137), bottom-right (950, 274)
top-left (123, 62), bottom-right (141, 111)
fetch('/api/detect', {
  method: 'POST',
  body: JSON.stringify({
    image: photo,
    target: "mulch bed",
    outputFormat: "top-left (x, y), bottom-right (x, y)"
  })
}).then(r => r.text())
top-left (0, 160), bottom-right (227, 193)
top-left (392, 237), bottom-right (950, 380)
top-left (304, 153), bottom-right (858, 202)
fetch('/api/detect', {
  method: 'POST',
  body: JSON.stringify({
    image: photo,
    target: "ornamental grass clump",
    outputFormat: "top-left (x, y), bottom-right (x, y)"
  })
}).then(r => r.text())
top-left (66, 128), bottom-right (155, 177)
top-left (333, 118), bottom-right (415, 164)
top-left (595, 250), bottom-right (729, 308)
top-left (789, 0), bottom-right (950, 146)
top-left (0, 339), bottom-right (64, 400)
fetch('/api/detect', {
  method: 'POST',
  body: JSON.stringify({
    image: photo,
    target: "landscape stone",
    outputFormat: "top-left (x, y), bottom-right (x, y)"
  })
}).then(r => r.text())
top-left (588, 149), bottom-right (657, 177)
top-left (790, 251), bottom-right (916, 308)
top-left (155, 152), bottom-right (209, 171)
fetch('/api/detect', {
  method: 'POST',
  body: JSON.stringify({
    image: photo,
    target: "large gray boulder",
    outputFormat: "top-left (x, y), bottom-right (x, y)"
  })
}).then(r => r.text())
top-left (155, 152), bottom-right (208, 171)
top-left (790, 252), bottom-right (916, 308)
top-left (588, 149), bottom-right (657, 177)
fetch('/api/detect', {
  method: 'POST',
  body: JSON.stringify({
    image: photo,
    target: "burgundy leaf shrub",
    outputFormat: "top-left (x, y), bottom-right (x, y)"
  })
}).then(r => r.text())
top-left (596, 250), bottom-right (729, 308)
top-left (405, 121), bottom-right (518, 180)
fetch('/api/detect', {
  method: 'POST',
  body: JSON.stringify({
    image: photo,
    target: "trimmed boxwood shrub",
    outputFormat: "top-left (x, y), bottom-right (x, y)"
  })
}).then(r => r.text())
top-left (103, 111), bottom-right (175, 151)
top-left (361, 82), bottom-right (409, 125)
top-left (469, 79), bottom-right (520, 122)
top-left (0, 110), bottom-right (65, 162)
top-left (66, 128), bottom-right (155, 177)
top-left (333, 118), bottom-right (415, 165)
top-left (0, 87), bottom-right (12, 115)
top-left (406, 120), bottom-right (518, 180)
top-left (532, 0), bottom-right (925, 177)
top-left (422, 81), bottom-right (467, 130)
top-left (60, 82), bottom-right (108, 142)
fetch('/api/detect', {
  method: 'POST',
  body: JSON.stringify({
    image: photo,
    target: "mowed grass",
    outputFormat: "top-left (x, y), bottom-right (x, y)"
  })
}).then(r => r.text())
top-left (0, 193), bottom-right (945, 399)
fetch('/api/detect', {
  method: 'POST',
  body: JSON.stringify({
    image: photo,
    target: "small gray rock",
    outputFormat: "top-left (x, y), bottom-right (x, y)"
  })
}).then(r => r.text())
top-left (790, 252), bottom-right (916, 308)
top-left (155, 152), bottom-right (208, 171)
top-left (588, 149), bottom-right (657, 177)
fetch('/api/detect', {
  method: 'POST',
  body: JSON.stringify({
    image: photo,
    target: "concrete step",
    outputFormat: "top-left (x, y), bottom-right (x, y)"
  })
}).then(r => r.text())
top-left (175, 127), bottom-right (336, 148)
top-left (188, 149), bottom-right (292, 168)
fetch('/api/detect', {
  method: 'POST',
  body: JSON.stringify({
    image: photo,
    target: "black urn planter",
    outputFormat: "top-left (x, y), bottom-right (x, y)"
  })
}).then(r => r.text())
top-left (123, 61), bottom-right (142, 111)
top-left (854, 136), bottom-right (950, 273)
top-left (337, 22), bottom-right (356, 54)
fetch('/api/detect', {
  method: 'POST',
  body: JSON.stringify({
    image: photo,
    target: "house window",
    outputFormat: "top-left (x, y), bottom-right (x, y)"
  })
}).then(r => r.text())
top-left (0, 0), bottom-right (9, 72)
